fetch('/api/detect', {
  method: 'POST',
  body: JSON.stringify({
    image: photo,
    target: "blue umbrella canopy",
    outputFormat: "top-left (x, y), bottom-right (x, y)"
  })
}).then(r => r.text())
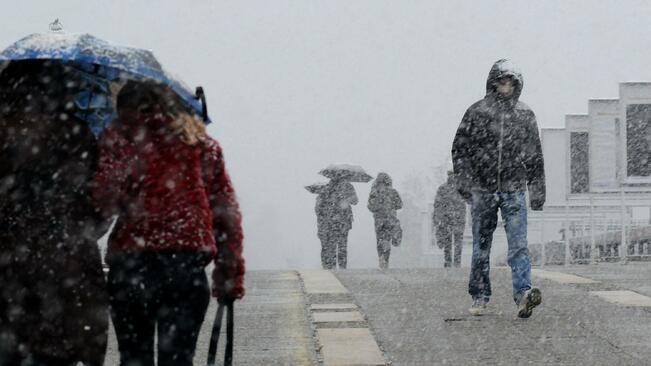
top-left (0, 32), bottom-right (209, 136)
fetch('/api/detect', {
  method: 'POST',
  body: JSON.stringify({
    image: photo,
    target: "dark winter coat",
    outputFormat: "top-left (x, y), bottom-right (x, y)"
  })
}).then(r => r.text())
top-left (316, 180), bottom-right (358, 238)
top-left (0, 113), bottom-right (109, 365)
top-left (368, 173), bottom-right (402, 223)
top-left (368, 173), bottom-right (403, 247)
top-left (433, 177), bottom-right (466, 229)
top-left (368, 173), bottom-right (402, 216)
top-left (451, 59), bottom-right (546, 210)
top-left (93, 113), bottom-right (245, 300)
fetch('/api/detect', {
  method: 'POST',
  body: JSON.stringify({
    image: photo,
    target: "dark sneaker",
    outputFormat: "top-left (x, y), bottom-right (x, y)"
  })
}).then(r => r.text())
top-left (468, 297), bottom-right (487, 316)
top-left (517, 288), bottom-right (542, 318)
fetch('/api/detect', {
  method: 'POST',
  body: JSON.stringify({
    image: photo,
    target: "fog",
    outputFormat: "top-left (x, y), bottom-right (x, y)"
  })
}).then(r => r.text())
top-left (2, 0), bottom-right (651, 269)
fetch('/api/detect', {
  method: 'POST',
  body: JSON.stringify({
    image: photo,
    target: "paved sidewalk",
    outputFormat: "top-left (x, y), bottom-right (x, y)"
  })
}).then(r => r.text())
top-left (105, 270), bottom-right (318, 365)
top-left (299, 270), bottom-right (386, 365)
top-left (550, 262), bottom-right (651, 297)
top-left (335, 265), bottom-right (651, 366)
top-left (102, 264), bottom-right (651, 365)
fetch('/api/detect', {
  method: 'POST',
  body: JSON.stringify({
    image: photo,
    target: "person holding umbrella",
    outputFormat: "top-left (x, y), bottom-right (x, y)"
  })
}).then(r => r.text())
top-left (93, 81), bottom-right (245, 366)
top-left (313, 164), bottom-right (371, 269)
top-left (0, 60), bottom-right (110, 366)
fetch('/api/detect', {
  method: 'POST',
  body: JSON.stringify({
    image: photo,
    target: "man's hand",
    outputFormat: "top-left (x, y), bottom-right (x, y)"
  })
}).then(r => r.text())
top-left (530, 199), bottom-right (544, 211)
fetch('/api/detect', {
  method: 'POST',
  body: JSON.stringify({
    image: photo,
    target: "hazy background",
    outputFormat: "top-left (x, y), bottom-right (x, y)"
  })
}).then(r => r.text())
top-left (2, 0), bottom-right (651, 269)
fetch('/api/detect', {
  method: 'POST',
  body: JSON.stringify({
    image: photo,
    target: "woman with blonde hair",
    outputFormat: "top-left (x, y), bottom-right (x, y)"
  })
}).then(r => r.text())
top-left (93, 80), bottom-right (245, 366)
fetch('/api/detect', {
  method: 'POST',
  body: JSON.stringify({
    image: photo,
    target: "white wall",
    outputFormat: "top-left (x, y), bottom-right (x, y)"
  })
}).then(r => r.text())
top-left (541, 128), bottom-right (567, 206)
top-left (588, 99), bottom-right (619, 191)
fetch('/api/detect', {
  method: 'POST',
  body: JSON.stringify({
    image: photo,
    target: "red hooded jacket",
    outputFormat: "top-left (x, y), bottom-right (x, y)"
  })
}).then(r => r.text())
top-left (93, 114), bottom-right (245, 299)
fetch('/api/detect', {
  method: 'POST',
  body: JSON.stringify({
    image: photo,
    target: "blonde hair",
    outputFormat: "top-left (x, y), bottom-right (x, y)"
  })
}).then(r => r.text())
top-left (114, 80), bottom-right (208, 145)
top-left (166, 112), bottom-right (206, 145)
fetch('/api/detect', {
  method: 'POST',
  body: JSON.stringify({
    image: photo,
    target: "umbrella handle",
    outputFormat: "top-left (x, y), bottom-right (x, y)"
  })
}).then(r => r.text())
top-left (206, 302), bottom-right (225, 366)
top-left (195, 86), bottom-right (209, 122)
top-left (225, 302), bottom-right (234, 366)
top-left (206, 300), bottom-right (235, 366)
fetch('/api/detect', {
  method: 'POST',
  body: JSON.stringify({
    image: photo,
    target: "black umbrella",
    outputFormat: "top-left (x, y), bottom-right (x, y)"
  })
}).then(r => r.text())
top-left (319, 163), bottom-right (372, 182)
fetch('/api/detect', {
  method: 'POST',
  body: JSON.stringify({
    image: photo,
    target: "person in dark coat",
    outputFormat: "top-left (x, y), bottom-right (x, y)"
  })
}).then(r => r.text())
top-left (367, 172), bottom-right (402, 269)
top-left (452, 59), bottom-right (545, 318)
top-left (0, 60), bottom-right (110, 366)
top-left (93, 81), bottom-right (245, 366)
top-left (315, 178), bottom-right (358, 269)
top-left (433, 170), bottom-right (466, 268)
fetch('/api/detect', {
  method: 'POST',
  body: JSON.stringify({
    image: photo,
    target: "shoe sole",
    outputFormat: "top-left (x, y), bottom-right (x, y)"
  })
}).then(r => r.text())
top-left (468, 304), bottom-right (487, 316)
top-left (468, 308), bottom-right (483, 316)
top-left (518, 288), bottom-right (542, 318)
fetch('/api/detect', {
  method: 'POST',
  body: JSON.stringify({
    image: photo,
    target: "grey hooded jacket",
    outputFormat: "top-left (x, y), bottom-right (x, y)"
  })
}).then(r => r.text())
top-left (367, 173), bottom-right (402, 219)
top-left (451, 59), bottom-right (546, 210)
top-left (433, 176), bottom-right (466, 229)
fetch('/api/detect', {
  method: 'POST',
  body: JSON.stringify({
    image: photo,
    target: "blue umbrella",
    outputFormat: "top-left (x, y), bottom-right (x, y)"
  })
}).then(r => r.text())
top-left (0, 32), bottom-right (210, 136)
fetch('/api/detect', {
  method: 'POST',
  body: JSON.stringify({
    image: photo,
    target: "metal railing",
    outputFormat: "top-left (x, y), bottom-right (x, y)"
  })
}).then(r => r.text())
top-left (528, 188), bottom-right (651, 266)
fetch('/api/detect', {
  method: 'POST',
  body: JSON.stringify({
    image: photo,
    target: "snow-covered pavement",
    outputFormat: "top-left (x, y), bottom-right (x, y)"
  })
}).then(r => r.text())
top-left (103, 263), bottom-right (651, 365)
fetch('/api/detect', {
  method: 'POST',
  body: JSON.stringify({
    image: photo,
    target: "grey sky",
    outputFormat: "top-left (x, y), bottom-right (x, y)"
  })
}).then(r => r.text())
top-left (2, 0), bottom-right (651, 269)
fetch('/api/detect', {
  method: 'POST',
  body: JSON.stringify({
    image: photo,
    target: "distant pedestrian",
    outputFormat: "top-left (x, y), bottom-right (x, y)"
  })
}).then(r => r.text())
top-left (316, 178), bottom-right (358, 269)
top-left (93, 81), bottom-right (245, 366)
top-left (368, 173), bottom-right (403, 269)
top-left (433, 170), bottom-right (466, 268)
top-left (452, 59), bottom-right (545, 318)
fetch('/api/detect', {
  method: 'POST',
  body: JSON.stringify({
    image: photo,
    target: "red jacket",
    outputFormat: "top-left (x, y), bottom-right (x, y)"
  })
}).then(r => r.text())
top-left (93, 114), bottom-right (245, 299)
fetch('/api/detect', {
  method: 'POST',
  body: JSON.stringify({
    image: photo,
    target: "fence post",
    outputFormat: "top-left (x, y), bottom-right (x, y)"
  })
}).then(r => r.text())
top-left (421, 209), bottom-right (431, 267)
top-left (564, 204), bottom-right (570, 266)
top-left (619, 187), bottom-right (628, 264)
top-left (590, 193), bottom-right (596, 264)
top-left (540, 210), bottom-right (546, 268)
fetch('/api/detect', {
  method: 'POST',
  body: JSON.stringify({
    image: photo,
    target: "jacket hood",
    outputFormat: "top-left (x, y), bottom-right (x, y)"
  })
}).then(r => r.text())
top-left (485, 59), bottom-right (523, 103)
top-left (372, 172), bottom-right (392, 190)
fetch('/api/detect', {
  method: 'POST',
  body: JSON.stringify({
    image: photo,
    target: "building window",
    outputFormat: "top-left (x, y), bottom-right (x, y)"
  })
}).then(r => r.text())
top-left (626, 104), bottom-right (651, 177)
top-left (570, 132), bottom-right (589, 193)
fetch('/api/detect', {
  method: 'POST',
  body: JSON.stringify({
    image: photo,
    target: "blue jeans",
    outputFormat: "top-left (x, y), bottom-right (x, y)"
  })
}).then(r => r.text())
top-left (468, 191), bottom-right (532, 304)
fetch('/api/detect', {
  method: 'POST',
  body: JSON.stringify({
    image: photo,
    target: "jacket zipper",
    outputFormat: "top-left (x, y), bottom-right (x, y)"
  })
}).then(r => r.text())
top-left (497, 113), bottom-right (504, 192)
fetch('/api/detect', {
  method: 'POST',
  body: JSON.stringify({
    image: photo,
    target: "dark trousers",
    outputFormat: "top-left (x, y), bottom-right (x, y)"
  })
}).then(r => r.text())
top-left (376, 246), bottom-right (390, 269)
top-left (0, 354), bottom-right (78, 366)
top-left (107, 251), bottom-right (210, 366)
top-left (320, 226), bottom-right (350, 269)
top-left (0, 240), bottom-right (108, 366)
top-left (437, 225), bottom-right (464, 268)
top-left (375, 218), bottom-right (399, 269)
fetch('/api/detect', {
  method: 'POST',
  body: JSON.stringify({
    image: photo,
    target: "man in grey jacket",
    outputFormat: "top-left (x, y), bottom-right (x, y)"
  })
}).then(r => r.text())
top-left (433, 171), bottom-right (466, 268)
top-left (452, 59), bottom-right (545, 318)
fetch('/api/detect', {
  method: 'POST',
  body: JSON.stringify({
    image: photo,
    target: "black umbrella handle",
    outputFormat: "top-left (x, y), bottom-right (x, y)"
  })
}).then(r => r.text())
top-left (206, 300), bottom-right (234, 366)
top-left (225, 302), bottom-right (234, 366)
top-left (195, 86), bottom-right (209, 122)
top-left (207, 302), bottom-right (225, 366)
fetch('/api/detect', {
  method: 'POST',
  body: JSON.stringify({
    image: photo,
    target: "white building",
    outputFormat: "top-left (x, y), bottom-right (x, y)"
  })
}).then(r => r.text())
top-left (538, 82), bottom-right (651, 263)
